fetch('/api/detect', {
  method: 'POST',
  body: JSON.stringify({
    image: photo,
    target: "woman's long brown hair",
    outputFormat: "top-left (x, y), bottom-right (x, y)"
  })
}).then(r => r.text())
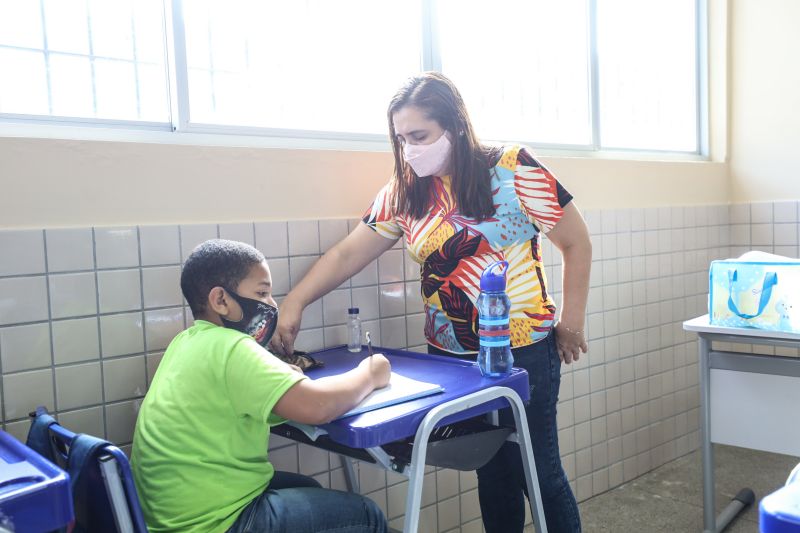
top-left (387, 72), bottom-right (501, 220)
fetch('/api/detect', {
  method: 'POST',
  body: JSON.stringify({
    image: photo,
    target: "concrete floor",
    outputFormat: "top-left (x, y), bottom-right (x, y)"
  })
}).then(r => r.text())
top-left (577, 444), bottom-right (799, 532)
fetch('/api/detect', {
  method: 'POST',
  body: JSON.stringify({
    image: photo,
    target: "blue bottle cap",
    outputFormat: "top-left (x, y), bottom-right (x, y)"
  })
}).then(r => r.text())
top-left (348, 307), bottom-right (359, 315)
top-left (480, 261), bottom-right (509, 292)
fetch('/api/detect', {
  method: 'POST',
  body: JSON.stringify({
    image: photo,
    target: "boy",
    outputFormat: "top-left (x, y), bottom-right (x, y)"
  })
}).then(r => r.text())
top-left (131, 239), bottom-right (390, 533)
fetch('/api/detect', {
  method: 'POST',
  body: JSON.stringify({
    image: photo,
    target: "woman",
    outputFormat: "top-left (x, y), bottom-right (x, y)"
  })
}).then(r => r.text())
top-left (272, 72), bottom-right (591, 533)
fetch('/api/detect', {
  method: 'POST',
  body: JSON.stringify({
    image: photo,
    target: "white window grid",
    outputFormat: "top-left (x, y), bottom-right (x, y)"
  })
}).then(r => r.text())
top-left (0, 0), bottom-right (709, 156)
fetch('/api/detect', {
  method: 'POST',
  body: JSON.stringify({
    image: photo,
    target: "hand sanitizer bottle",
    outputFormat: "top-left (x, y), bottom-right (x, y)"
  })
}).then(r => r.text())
top-left (347, 307), bottom-right (362, 352)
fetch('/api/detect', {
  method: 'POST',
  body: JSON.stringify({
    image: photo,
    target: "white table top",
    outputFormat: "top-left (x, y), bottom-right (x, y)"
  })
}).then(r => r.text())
top-left (683, 314), bottom-right (800, 341)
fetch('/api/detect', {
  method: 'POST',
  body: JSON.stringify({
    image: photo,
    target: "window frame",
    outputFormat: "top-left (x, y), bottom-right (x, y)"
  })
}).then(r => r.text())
top-left (0, 0), bottom-right (709, 158)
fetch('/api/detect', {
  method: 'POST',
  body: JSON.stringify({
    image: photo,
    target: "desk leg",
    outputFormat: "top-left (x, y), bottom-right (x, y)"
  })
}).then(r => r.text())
top-left (507, 391), bottom-right (547, 533)
top-left (401, 387), bottom-right (548, 533)
top-left (699, 335), bottom-right (715, 533)
top-left (339, 455), bottom-right (360, 493)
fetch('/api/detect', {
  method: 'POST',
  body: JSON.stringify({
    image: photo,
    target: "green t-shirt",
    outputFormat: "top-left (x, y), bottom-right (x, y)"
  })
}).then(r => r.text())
top-left (131, 320), bottom-right (306, 533)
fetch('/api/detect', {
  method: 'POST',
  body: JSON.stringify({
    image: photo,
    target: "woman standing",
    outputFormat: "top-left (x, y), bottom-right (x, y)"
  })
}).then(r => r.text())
top-left (272, 72), bottom-right (591, 533)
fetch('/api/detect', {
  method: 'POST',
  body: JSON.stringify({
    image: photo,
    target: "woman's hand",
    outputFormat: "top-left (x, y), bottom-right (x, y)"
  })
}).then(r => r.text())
top-left (554, 322), bottom-right (588, 364)
top-left (270, 297), bottom-right (304, 356)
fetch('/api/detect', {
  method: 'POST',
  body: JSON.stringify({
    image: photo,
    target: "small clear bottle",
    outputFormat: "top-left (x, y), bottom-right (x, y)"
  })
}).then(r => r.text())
top-left (347, 307), bottom-right (362, 352)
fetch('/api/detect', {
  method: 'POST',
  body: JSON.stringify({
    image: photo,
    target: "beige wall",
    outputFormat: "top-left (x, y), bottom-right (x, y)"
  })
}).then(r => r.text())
top-left (729, 0), bottom-right (800, 202)
top-left (0, 136), bottom-right (728, 229)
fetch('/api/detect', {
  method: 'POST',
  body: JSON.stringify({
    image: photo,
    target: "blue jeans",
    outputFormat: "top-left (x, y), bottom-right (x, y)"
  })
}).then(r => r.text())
top-left (429, 331), bottom-right (582, 533)
top-left (228, 471), bottom-right (387, 533)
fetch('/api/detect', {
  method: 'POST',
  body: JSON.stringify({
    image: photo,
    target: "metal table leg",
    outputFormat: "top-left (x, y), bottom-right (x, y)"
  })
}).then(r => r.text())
top-left (699, 335), bottom-right (755, 532)
top-left (699, 335), bottom-right (716, 532)
top-left (401, 386), bottom-right (547, 533)
top-left (339, 454), bottom-right (360, 493)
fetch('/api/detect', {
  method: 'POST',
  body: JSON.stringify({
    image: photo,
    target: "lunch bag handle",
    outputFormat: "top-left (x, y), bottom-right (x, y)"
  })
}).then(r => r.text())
top-left (727, 269), bottom-right (778, 319)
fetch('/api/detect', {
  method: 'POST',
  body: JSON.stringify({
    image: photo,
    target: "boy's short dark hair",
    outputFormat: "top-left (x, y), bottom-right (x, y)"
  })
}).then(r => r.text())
top-left (181, 239), bottom-right (266, 316)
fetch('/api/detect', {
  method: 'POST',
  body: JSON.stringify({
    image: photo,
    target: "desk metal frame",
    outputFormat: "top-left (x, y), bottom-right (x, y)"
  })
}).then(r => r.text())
top-left (308, 386), bottom-right (547, 533)
top-left (685, 316), bottom-right (800, 533)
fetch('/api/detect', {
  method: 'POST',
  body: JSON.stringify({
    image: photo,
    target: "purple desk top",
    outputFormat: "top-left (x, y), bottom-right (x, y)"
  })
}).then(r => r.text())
top-left (303, 345), bottom-right (530, 449)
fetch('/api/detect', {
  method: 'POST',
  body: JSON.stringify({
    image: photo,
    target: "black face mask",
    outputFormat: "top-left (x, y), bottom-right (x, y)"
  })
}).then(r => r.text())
top-left (220, 288), bottom-right (278, 348)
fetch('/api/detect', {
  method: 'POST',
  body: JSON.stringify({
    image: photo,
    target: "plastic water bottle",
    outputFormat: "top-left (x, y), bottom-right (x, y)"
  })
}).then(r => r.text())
top-left (347, 307), bottom-right (362, 352)
top-left (477, 261), bottom-right (514, 377)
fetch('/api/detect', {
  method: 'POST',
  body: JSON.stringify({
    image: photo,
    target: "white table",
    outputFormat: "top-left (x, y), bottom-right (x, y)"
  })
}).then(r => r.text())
top-left (683, 315), bottom-right (800, 533)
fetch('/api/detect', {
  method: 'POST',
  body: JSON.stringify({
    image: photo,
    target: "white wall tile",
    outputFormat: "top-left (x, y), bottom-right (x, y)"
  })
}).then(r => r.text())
top-left (323, 324), bottom-right (348, 347)
top-left (322, 289), bottom-right (352, 326)
top-left (146, 352), bottom-right (164, 386)
top-left (0, 276), bottom-right (49, 325)
top-left (751, 202), bottom-right (773, 223)
top-left (58, 406), bottom-right (104, 438)
top-left (774, 224), bottom-right (798, 247)
top-left (100, 312), bottom-right (144, 357)
top-left (142, 266), bottom-right (183, 308)
top-left (352, 286), bottom-right (380, 321)
top-left (255, 221), bottom-right (289, 258)
top-left (378, 249), bottom-right (405, 284)
top-left (105, 400), bottom-right (139, 444)
top-left (139, 225), bottom-right (180, 266)
top-left (774, 201), bottom-right (798, 223)
top-left (380, 316), bottom-right (407, 349)
top-left (49, 272), bottom-right (97, 319)
top-left (3, 368), bottom-right (55, 420)
top-left (294, 328), bottom-right (324, 352)
top-left (0, 230), bottom-right (45, 276)
top-left (95, 227), bottom-right (139, 269)
top-left (52, 317), bottom-right (100, 364)
top-left (0, 323), bottom-right (51, 372)
top-left (379, 283), bottom-right (406, 318)
top-left (45, 228), bottom-right (94, 272)
top-left (97, 269), bottom-right (141, 313)
top-left (218, 223), bottom-right (254, 245)
top-left (56, 362), bottom-right (102, 410)
top-left (268, 257), bottom-right (291, 296)
top-left (406, 314), bottom-right (426, 347)
top-left (288, 220), bottom-right (319, 256)
top-left (751, 223), bottom-right (774, 246)
top-left (144, 308), bottom-right (184, 351)
top-left (103, 355), bottom-right (147, 402)
top-left (302, 298), bottom-right (324, 329)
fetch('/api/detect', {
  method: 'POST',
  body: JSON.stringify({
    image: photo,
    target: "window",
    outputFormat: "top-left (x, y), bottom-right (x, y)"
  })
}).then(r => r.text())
top-left (0, 0), bottom-right (703, 154)
top-left (182, 0), bottom-right (421, 135)
top-left (0, 0), bottom-right (170, 124)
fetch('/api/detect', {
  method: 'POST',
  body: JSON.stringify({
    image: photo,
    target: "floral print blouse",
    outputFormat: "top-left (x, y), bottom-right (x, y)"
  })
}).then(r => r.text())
top-left (363, 145), bottom-right (572, 354)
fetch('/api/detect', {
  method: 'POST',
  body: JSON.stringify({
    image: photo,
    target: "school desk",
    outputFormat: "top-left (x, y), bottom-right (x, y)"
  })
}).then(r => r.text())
top-left (684, 315), bottom-right (800, 533)
top-left (272, 345), bottom-right (548, 533)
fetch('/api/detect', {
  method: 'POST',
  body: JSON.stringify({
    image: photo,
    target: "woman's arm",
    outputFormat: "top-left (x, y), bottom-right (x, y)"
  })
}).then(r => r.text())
top-left (271, 223), bottom-right (398, 355)
top-left (545, 201), bottom-right (592, 363)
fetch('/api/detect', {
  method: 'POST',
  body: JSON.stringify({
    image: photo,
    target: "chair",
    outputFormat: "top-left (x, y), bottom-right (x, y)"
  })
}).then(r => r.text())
top-left (26, 407), bottom-right (148, 533)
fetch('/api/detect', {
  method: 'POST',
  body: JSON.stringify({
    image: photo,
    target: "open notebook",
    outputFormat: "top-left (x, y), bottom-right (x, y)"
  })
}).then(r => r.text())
top-left (335, 371), bottom-right (444, 420)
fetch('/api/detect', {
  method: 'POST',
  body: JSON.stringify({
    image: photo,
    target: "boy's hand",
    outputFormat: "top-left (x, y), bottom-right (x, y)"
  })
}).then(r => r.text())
top-left (358, 353), bottom-right (391, 389)
top-left (288, 364), bottom-right (304, 374)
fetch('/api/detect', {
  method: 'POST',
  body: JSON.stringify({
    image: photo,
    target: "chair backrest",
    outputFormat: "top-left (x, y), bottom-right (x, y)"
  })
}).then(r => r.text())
top-left (28, 408), bottom-right (148, 533)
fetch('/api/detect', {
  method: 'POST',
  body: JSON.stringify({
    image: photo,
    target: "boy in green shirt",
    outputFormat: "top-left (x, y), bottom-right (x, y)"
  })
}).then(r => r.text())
top-left (132, 239), bottom-right (390, 533)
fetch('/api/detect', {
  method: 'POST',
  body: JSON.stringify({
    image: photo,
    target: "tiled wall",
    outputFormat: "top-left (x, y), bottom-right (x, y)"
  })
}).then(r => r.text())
top-left (1, 201), bottom-right (798, 532)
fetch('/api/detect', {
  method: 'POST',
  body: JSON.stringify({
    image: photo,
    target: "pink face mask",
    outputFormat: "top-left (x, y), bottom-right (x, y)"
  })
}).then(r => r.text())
top-left (403, 131), bottom-right (452, 177)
